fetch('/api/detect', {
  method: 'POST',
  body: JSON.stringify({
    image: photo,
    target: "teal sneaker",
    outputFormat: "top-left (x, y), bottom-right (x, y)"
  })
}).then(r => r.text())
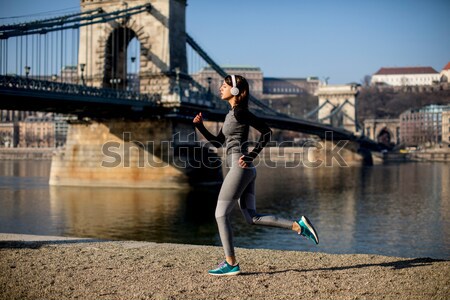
top-left (208, 261), bottom-right (241, 276)
top-left (297, 216), bottom-right (319, 245)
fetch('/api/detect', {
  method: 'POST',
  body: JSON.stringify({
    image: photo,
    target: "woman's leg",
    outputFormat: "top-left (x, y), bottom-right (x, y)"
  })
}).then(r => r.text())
top-left (215, 164), bottom-right (255, 261)
top-left (238, 174), bottom-right (293, 229)
top-left (238, 177), bottom-right (320, 246)
top-left (238, 176), bottom-right (319, 244)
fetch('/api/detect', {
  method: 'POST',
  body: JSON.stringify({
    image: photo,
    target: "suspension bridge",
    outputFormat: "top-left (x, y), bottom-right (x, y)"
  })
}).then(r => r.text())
top-left (0, 0), bottom-right (382, 188)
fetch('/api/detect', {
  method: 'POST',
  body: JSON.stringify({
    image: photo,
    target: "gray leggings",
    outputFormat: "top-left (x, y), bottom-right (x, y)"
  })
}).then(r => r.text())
top-left (215, 153), bottom-right (293, 257)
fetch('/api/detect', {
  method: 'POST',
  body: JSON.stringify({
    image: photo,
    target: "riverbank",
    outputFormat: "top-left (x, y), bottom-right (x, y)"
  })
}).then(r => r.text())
top-left (1, 234), bottom-right (448, 300)
top-left (375, 149), bottom-right (450, 163)
top-left (0, 148), bottom-right (53, 160)
top-left (410, 149), bottom-right (450, 162)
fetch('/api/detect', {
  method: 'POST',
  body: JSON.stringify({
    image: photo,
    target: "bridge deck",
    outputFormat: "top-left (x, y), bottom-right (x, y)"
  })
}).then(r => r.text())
top-left (0, 76), bottom-right (381, 152)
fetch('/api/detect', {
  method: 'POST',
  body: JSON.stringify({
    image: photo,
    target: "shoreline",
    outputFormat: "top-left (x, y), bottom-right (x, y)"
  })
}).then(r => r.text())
top-left (1, 147), bottom-right (449, 163)
top-left (0, 148), bottom-right (53, 160)
top-left (1, 233), bottom-right (449, 300)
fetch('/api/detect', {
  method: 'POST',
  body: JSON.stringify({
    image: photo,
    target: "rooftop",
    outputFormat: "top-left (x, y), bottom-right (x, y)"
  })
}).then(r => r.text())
top-left (401, 104), bottom-right (450, 115)
top-left (199, 66), bottom-right (262, 72)
top-left (374, 67), bottom-right (439, 75)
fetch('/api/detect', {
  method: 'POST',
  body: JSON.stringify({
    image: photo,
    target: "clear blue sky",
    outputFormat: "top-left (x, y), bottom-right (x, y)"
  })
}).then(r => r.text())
top-left (1, 0), bottom-right (449, 84)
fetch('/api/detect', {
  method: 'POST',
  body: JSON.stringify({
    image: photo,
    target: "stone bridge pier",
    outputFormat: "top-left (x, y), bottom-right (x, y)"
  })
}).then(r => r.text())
top-left (49, 119), bottom-right (222, 188)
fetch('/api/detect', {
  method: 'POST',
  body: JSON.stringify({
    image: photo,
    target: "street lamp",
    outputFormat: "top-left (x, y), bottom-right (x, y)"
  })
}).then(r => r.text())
top-left (173, 67), bottom-right (181, 97)
top-left (110, 78), bottom-right (121, 89)
top-left (207, 77), bottom-right (212, 101)
top-left (24, 66), bottom-right (30, 79)
top-left (80, 63), bottom-right (86, 86)
top-left (174, 67), bottom-right (180, 83)
top-left (52, 74), bottom-right (58, 82)
top-left (130, 57), bottom-right (136, 92)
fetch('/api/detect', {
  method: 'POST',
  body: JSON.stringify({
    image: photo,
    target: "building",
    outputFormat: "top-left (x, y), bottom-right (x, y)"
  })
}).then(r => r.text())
top-left (59, 65), bottom-right (78, 84)
top-left (399, 104), bottom-right (450, 147)
top-left (0, 110), bottom-right (36, 122)
top-left (15, 114), bottom-right (71, 148)
top-left (263, 77), bottom-right (319, 96)
top-left (18, 115), bottom-right (55, 148)
top-left (442, 110), bottom-right (450, 147)
top-left (1, 111), bottom-right (39, 147)
top-left (192, 66), bottom-right (264, 98)
top-left (1, 108), bottom-right (73, 148)
top-left (371, 67), bottom-right (440, 87)
top-left (440, 62), bottom-right (450, 83)
top-left (260, 77), bottom-right (320, 118)
top-left (192, 66), bottom-right (319, 100)
top-left (54, 115), bottom-right (70, 148)
top-left (0, 123), bottom-right (17, 148)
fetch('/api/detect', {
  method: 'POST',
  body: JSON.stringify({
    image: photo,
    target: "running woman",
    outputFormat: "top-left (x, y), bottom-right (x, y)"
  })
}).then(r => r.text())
top-left (193, 75), bottom-right (319, 276)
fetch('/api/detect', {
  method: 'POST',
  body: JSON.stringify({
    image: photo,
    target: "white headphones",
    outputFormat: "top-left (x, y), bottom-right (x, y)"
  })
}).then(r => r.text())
top-left (230, 75), bottom-right (240, 96)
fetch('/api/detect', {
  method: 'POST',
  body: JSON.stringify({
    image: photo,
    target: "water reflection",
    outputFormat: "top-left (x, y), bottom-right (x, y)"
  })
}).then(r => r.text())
top-left (234, 163), bottom-right (450, 259)
top-left (0, 160), bottom-right (51, 178)
top-left (48, 186), bottom-right (220, 245)
top-left (0, 160), bottom-right (448, 259)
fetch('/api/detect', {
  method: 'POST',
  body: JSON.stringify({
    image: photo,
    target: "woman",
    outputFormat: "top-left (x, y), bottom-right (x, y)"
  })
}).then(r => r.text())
top-left (193, 75), bottom-right (319, 276)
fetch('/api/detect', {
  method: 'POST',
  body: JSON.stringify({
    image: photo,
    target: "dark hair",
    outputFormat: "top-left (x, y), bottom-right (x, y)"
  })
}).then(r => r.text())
top-left (225, 74), bottom-right (249, 108)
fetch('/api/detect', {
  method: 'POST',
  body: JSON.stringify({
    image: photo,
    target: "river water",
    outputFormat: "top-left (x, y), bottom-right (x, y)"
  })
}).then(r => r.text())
top-left (0, 160), bottom-right (449, 259)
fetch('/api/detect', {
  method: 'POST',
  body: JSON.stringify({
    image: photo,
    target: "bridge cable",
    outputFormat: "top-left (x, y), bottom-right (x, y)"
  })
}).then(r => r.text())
top-left (2, 8), bottom-right (98, 30)
top-left (186, 33), bottom-right (283, 117)
top-left (0, 5), bottom-right (150, 39)
top-left (319, 100), bottom-right (350, 122)
top-left (304, 99), bottom-right (335, 119)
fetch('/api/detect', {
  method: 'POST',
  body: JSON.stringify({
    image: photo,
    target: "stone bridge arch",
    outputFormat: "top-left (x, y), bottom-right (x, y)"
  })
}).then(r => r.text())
top-left (376, 126), bottom-right (393, 147)
top-left (79, 0), bottom-right (187, 100)
top-left (363, 118), bottom-right (400, 148)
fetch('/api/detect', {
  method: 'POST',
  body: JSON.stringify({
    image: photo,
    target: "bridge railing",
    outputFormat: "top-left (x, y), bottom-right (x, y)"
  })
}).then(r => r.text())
top-left (179, 90), bottom-right (216, 108)
top-left (0, 75), bottom-right (161, 103)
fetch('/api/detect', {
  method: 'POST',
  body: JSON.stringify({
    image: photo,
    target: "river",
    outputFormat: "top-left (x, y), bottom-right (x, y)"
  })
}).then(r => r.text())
top-left (0, 159), bottom-right (449, 259)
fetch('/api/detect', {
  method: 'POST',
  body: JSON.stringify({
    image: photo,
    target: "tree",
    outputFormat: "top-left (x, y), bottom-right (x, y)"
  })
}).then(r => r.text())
top-left (357, 86), bottom-right (450, 123)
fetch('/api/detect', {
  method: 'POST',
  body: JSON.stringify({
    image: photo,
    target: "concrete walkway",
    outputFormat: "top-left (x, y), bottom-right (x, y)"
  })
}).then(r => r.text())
top-left (1, 233), bottom-right (449, 300)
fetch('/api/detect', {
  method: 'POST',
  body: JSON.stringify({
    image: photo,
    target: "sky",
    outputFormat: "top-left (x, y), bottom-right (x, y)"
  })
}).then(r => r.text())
top-left (0, 0), bottom-right (449, 84)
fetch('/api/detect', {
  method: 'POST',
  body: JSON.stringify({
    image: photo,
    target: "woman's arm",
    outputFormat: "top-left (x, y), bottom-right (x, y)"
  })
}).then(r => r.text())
top-left (234, 109), bottom-right (272, 161)
top-left (193, 112), bottom-right (225, 148)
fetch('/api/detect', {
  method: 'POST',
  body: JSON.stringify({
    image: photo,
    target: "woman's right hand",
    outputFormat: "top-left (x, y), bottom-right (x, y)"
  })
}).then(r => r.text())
top-left (193, 112), bottom-right (203, 126)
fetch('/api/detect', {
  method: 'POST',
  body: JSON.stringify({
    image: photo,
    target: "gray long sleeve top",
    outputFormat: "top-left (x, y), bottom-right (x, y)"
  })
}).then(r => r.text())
top-left (195, 107), bottom-right (272, 160)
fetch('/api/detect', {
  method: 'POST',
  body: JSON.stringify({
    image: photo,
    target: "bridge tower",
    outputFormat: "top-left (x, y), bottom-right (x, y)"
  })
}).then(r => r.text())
top-left (79, 0), bottom-right (187, 104)
top-left (316, 84), bottom-right (359, 133)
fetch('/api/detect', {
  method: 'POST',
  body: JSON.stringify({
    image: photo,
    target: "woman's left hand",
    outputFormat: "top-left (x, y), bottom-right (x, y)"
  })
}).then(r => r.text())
top-left (238, 155), bottom-right (253, 168)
